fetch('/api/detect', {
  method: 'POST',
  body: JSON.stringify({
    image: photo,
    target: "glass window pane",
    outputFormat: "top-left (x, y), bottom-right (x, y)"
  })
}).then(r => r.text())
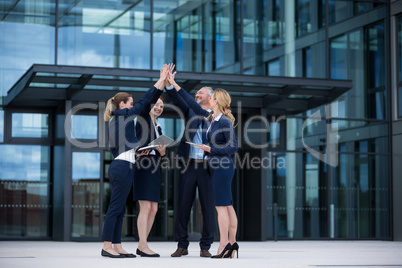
top-left (72, 152), bottom-right (101, 238)
top-left (399, 87), bottom-right (402, 118)
top-left (398, 17), bottom-right (402, 118)
top-left (329, 0), bottom-right (352, 24)
top-left (399, 17), bottom-right (402, 82)
top-left (268, 59), bottom-right (280, 76)
top-left (0, 145), bottom-right (50, 238)
top-left (263, 0), bottom-right (284, 50)
top-left (0, 110), bottom-right (3, 142)
top-left (214, 0), bottom-right (239, 72)
top-left (71, 115), bottom-right (97, 140)
top-left (330, 35), bottom-right (347, 80)
top-left (12, 113), bottom-right (48, 138)
top-left (58, 0), bottom-right (150, 68)
top-left (266, 151), bottom-right (390, 239)
top-left (296, 0), bottom-right (311, 37)
top-left (0, 0), bottom-right (55, 97)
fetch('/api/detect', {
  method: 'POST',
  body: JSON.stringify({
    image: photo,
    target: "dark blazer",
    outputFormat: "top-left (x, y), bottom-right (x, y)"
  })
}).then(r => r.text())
top-left (165, 88), bottom-right (210, 160)
top-left (109, 86), bottom-right (161, 158)
top-left (135, 91), bottom-right (163, 155)
top-left (177, 88), bottom-right (238, 159)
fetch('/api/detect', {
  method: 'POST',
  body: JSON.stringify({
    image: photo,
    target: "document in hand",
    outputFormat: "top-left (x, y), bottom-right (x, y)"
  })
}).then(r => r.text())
top-left (148, 134), bottom-right (175, 147)
top-left (185, 141), bottom-right (200, 147)
top-left (137, 135), bottom-right (175, 151)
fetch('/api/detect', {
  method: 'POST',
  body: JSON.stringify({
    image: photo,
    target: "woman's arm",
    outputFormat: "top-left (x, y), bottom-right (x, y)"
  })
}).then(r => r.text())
top-left (114, 65), bottom-right (168, 117)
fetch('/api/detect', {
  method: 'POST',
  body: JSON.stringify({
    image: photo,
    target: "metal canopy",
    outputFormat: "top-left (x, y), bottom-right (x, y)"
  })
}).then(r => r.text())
top-left (5, 64), bottom-right (353, 115)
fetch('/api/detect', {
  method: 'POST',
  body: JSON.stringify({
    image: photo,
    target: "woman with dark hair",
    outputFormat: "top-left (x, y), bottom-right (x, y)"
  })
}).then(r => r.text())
top-left (100, 64), bottom-right (168, 258)
top-left (133, 96), bottom-right (166, 257)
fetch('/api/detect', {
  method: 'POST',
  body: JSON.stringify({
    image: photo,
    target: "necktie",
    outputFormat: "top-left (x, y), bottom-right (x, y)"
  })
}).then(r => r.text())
top-left (157, 125), bottom-right (162, 136)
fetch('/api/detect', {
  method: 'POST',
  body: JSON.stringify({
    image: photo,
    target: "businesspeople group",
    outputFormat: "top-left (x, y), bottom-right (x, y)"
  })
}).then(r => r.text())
top-left (101, 63), bottom-right (239, 259)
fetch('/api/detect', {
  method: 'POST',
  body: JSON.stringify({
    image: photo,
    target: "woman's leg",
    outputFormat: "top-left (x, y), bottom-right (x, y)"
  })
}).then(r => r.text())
top-left (113, 206), bottom-right (129, 254)
top-left (137, 200), bottom-right (157, 254)
top-left (227, 205), bottom-right (238, 245)
top-left (146, 202), bottom-right (158, 236)
top-left (102, 161), bottom-right (132, 256)
top-left (103, 241), bottom-right (119, 255)
top-left (215, 206), bottom-right (230, 254)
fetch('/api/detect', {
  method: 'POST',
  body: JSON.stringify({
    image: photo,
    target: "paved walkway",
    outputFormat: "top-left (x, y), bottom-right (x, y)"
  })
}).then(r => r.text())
top-left (0, 241), bottom-right (402, 268)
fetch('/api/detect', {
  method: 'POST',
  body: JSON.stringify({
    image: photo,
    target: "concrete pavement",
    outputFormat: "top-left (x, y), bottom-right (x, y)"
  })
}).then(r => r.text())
top-left (0, 240), bottom-right (402, 268)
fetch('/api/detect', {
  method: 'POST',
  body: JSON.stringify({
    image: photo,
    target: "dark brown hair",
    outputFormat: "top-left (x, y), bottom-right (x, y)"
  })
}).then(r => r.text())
top-left (104, 92), bottom-right (132, 121)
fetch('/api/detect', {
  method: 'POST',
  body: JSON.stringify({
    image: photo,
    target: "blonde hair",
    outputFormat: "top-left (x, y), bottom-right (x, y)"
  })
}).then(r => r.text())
top-left (104, 92), bottom-right (132, 121)
top-left (207, 88), bottom-right (235, 125)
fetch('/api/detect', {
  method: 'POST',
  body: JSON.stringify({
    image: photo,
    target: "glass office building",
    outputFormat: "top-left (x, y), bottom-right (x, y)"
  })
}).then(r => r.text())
top-left (0, 0), bottom-right (401, 241)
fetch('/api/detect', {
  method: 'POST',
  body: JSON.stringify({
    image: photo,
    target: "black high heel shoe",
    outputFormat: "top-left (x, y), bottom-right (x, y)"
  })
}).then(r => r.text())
top-left (223, 242), bottom-right (239, 259)
top-left (211, 243), bottom-right (232, 259)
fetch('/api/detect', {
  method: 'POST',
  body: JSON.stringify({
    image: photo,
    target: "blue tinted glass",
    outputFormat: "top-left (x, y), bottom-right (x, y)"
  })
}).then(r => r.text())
top-left (58, 0), bottom-right (150, 68)
top-left (71, 115), bottom-right (97, 140)
top-left (399, 87), bottom-right (402, 118)
top-left (296, 0), bottom-right (311, 37)
top-left (0, 110), bottom-right (3, 142)
top-left (330, 35), bottom-right (347, 79)
top-left (0, 0), bottom-right (55, 97)
top-left (0, 145), bottom-right (49, 181)
top-left (268, 60), bottom-right (280, 76)
top-left (304, 48), bottom-right (311, 78)
top-left (72, 152), bottom-right (100, 238)
top-left (72, 152), bottom-right (100, 181)
top-left (0, 145), bottom-right (50, 238)
top-left (12, 113), bottom-right (48, 138)
top-left (268, 122), bottom-right (280, 145)
top-left (399, 18), bottom-right (402, 79)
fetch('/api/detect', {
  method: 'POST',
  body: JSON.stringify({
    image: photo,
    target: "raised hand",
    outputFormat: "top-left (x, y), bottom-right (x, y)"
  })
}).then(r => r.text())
top-left (167, 65), bottom-right (179, 91)
top-left (154, 64), bottom-right (169, 90)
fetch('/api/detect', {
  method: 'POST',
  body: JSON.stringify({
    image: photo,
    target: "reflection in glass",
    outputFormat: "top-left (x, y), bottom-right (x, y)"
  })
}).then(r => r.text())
top-left (399, 17), bottom-right (402, 83)
top-left (268, 59), bottom-right (280, 76)
top-left (0, 0), bottom-right (55, 96)
top-left (214, 0), bottom-right (239, 71)
top-left (12, 113), bottom-right (48, 138)
top-left (399, 17), bottom-right (402, 118)
top-left (328, 1), bottom-right (351, 24)
top-left (0, 110), bottom-right (3, 142)
top-left (296, 0), bottom-right (310, 37)
top-left (267, 150), bottom-right (390, 239)
top-left (262, 0), bottom-right (283, 50)
top-left (72, 152), bottom-right (101, 238)
top-left (71, 115), bottom-right (98, 140)
top-left (333, 150), bottom-right (389, 238)
top-left (58, 0), bottom-right (150, 68)
top-left (366, 23), bottom-right (386, 119)
top-left (0, 145), bottom-right (50, 238)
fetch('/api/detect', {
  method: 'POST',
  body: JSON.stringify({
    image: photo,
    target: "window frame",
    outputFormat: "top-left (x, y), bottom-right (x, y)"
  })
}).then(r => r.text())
top-left (4, 108), bottom-right (54, 145)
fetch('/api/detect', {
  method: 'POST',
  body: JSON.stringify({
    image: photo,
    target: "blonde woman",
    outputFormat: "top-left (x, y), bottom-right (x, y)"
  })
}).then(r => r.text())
top-left (100, 65), bottom-right (168, 258)
top-left (168, 72), bottom-right (239, 259)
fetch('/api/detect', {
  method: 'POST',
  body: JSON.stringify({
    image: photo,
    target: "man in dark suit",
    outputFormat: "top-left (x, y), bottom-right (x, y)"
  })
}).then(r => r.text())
top-left (166, 86), bottom-right (215, 258)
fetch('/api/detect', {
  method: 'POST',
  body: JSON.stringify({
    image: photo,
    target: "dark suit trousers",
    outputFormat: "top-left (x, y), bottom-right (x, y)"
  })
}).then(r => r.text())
top-left (101, 160), bottom-right (134, 243)
top-left (174, 159), bottom-right (215, 250)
